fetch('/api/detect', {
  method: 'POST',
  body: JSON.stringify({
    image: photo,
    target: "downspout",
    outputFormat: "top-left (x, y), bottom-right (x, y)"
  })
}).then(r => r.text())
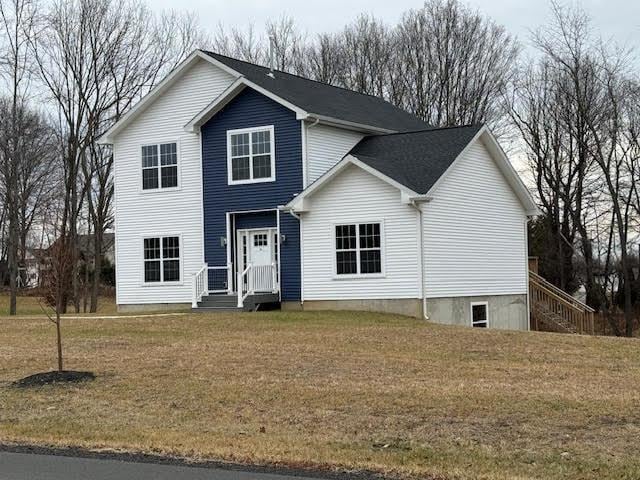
top-left (525, 216), bottom-right (531, 331)
top-left (408, 196), bottom-right (431, 320)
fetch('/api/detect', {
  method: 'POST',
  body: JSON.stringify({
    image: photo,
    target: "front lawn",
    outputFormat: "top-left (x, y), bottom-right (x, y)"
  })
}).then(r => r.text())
top-left (0, 293), bottom-right (117, 316)
top-left (1, 311), bottom-right (639, 479)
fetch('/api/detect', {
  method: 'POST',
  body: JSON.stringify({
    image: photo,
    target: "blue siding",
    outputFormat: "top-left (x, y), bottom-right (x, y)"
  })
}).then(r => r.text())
top-left (201, 88), bottom-right (302, 301)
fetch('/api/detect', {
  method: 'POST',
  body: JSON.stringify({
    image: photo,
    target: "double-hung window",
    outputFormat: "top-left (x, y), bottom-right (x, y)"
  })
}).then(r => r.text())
top-left (142, 142), bottom-right (178, 190)
top-left (227, 126), bottom-right (275, 184)
top-left (335, 222), bottom-right (383, 276)
top-left (143, 236), bottom-right (180, 283)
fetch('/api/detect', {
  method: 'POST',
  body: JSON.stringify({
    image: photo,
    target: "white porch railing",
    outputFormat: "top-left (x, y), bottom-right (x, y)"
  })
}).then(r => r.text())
top-left (237, 263), bottom-right (279, 308)
top-left (237, 264), bottom-right (253, 308)
top-left (191, 263), bottom-right (232, 308)
top-left (192, 264), bottom-right (208, 308)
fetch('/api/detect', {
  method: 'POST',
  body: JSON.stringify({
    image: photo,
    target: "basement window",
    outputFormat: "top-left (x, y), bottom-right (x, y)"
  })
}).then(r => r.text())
top-left (471, 302), bottom-right (488, 328)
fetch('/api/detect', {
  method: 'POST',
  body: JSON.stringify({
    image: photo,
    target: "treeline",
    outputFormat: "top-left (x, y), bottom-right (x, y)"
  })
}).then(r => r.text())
top-left (0, 0), bottom-right (204, 314)
top-left (1, 0), bottom-right (639, 335)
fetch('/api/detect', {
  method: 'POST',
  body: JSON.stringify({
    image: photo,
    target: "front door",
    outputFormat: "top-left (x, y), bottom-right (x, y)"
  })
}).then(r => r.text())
top-left (249, 231), bottom-right (271, 267)
top-left (237, 229), bottom-right (278, 293)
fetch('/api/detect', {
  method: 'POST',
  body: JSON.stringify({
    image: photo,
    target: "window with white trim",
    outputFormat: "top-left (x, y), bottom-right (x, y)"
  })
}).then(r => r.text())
top-left (227, 126), bottom-right (275, 184)
top-left (471, 302), bottom-right (488, 328)
top-left (142, 143), bottom-right (178, 190)
top-left (335, 223), bottom-right (382, 275)
top-left (143, 236), bottom-right (180, 283)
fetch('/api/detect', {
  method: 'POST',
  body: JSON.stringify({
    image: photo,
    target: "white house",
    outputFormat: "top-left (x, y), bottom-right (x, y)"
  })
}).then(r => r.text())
top-left (100, 49), bottom-right (539, 331)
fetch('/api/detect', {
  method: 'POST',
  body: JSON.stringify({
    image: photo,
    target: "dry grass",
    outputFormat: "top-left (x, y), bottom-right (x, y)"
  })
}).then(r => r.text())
top-left (0, 294), bottom-right (117, 316)
top-left (1, 311), bottom-right (640, 479)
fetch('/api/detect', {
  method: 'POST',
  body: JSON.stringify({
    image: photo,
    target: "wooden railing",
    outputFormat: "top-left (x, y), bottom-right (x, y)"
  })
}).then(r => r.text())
top-left (529, 271), bottom-right (595, 335)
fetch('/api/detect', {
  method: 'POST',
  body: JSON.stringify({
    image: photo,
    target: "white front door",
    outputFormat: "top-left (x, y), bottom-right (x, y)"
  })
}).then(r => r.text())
top-left (237, 229), bottom-right (278, 293)
top-left (249, 231), bottom-right (271, 267)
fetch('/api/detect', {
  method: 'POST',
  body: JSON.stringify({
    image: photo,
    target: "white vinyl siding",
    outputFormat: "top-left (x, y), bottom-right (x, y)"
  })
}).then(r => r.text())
top-left (302, 164), bottom-right (420, 300)
top-left (422, 138), bottom-right (528, 298)
top-left (113, 59), bottom-right (235, 305)
top-left (306, 123), bottom-right (364, 185)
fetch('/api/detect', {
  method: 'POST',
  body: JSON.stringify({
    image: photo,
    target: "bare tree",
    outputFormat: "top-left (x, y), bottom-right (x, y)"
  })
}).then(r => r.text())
top-left (32, 0), bottom-right (205, 312)
top-left (0, 0), bottom-right (39, 314)
top-left (395, 0), bottom-right (519, 130)
top-left (40, 207), bottom-right (72, 372)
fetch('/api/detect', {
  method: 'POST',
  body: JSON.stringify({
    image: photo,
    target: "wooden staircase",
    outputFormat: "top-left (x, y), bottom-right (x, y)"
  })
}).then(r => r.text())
top-left (529, 271), bottom-right (595, 335)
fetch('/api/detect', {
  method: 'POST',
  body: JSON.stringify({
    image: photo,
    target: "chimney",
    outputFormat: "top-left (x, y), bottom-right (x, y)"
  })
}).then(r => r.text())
top-left (268, 35), bottom-right (275, 78)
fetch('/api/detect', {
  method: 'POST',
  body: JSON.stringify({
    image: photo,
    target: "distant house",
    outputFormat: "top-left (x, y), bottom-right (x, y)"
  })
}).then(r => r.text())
top-left (99, 50), bottom-right (539, 330)
top-left (28, 233), bottom-right (115, 288)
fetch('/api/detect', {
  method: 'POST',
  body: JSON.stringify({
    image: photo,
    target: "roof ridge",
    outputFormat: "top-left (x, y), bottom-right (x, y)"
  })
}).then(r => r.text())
top-left (200, 49), bottom-right (409, 106)
top-left (367, 124), bottom-right (483, 138)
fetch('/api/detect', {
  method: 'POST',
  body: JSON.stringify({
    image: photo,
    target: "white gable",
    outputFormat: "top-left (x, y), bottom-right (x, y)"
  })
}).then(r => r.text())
top-left (301, 164), bottom-right (421, 301)
top-left (113, 58), bottom-right (235, 306)
top-left (422, 136), bottom-right (529, 298)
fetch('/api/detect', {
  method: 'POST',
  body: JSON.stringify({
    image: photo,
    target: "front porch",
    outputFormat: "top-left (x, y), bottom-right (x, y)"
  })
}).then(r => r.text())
top-left (193, 209), bottom-right (284, 310)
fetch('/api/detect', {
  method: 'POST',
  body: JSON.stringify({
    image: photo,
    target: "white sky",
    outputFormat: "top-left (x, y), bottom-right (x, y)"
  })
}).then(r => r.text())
top-left (149, 0), bottom-right (640, 54)
top-left (146, 0), bottom-right (640, 177)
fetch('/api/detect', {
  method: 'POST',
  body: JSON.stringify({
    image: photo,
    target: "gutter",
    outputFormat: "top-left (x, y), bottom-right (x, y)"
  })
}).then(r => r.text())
top-left (277, 204), bottom-right (300, 220)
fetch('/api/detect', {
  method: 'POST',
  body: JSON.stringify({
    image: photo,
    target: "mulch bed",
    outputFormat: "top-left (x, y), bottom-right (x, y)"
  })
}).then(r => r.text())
top-left (13, 371), bottom-right (95, 388)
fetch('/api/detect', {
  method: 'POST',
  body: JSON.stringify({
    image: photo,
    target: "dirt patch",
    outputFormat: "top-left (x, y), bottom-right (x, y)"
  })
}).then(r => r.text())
top-left (13, 371), bottom-right (95, 388)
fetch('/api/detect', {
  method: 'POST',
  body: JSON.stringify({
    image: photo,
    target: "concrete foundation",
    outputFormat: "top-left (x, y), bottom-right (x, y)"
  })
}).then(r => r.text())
top-left (117, 303), bottom-right (192, 313)
top-left (426, 294), bottom-right (528, 331)
top-left (295, 298), bottom-right (423, 318)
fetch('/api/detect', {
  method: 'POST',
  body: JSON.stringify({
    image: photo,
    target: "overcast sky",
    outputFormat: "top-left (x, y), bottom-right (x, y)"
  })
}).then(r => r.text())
top-left (149, 0), bottom-right (640, 54)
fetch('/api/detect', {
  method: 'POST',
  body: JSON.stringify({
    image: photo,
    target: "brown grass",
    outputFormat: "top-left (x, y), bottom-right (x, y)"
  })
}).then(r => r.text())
top-left (1, 311), bottom-right (640, 479)
top-left (0, 294), bottom-right (118, 316)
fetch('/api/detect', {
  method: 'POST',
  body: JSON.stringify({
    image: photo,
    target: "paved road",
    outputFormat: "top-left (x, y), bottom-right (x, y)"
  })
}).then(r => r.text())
top-left (0, 451), bottom-right (325, 480)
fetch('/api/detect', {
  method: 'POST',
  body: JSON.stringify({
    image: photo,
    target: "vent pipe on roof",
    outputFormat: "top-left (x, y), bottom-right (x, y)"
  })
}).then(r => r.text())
top-left (268, 35), bottom-right (275, 78)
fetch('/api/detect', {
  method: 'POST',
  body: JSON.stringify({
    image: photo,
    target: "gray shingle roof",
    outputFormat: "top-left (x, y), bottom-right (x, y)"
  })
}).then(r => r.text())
top-left (201, 50), bottom-right (428, 132)
top-left (347, 125), bottom-right (484, 194)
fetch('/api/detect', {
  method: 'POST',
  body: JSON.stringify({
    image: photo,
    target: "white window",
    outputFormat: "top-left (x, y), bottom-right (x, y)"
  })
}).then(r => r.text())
top-left (142, 142), bottom-right (178, 190)
top-left (227, 126), bottom-right (275, 184)
top-left (143, 236), bottom-right (180, 283)
top-left (254, 233), bottom-right (268, 247)
top-left (335, 223), bottom-right (382, 276)
top-left (471, 302), bottom-right (488, 328)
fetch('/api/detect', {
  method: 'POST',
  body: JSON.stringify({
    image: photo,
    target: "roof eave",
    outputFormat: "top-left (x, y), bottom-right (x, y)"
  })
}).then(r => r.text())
top-left (286, 154), bottom-right (419, 212)
top-left (303, 114), bottom-right (397, 134)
